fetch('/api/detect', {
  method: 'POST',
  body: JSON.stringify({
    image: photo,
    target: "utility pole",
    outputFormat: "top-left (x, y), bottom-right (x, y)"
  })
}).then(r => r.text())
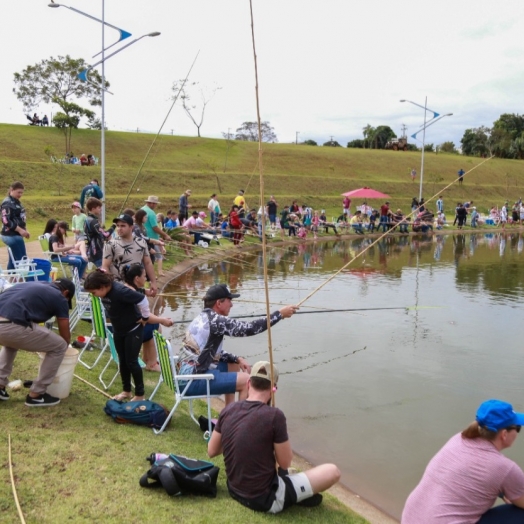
top-left (296, 131), bottom-right (300, 145)
top-left (400, 123), bottom-right (407, 138)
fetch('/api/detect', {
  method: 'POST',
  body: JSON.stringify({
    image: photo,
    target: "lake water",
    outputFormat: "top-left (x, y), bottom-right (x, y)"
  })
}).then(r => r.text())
top-left (159, 232), bottom-right (524, 520)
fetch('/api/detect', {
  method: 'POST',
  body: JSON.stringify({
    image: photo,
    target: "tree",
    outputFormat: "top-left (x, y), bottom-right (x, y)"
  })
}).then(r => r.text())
top-left (493, 113), bottom-right (524, 140)
top-left (460, 127), bottom-right (490, 157)
top-left (53, 101), bottom-right (94, 156)
top-left (424, 143), bottom-right (435, 153)
top-left (172, 80), bottom-right (221, 138)
top-left (440, 141), bottom-right (457, 154)
top-left (303, 139), bottom-right (317, 146)
top-left (323, 140), bottom-right (341, 147)
top-left (235, 121), bottom-right (277, 142)
top-left (13, 55), bottom-right (108, 153)
top-left (362, 124), bottom-right (375, 149)
top-left (347, 139), bottom-right (364, 148)
top-left (372, 125), bottom-right (396, 149)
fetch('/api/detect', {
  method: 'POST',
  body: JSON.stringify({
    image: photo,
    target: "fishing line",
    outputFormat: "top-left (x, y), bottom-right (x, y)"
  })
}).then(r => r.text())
top-left (294, 156), bottom-right (494, 308)
top-left (8, 434), bottom-right (26, 524)
top-left (118, 50), bottom-right (200, 214)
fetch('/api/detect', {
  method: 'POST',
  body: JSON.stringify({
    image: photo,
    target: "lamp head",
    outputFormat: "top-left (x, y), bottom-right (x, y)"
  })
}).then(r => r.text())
top-left (148, 32), bottom-right (161, 37)
top-left (400, 99), bottom-right (406, 102)
top-left (48, 2), bottom-right (60, 6)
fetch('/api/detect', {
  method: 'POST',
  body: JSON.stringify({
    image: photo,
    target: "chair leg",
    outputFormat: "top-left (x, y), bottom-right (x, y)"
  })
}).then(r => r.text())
top-left (98, 354), bottom-right (119, 390)
top-left (153, 399), bottom-right (182, 435)
top-left (148, 375), bottom-right (164, 401)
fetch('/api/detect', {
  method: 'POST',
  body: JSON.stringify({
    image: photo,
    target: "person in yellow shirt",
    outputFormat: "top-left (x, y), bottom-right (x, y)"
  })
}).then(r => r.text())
top-left (233, 190), bottom-right (247, 218)
top-left (350, 211), bottom-right (364, 234)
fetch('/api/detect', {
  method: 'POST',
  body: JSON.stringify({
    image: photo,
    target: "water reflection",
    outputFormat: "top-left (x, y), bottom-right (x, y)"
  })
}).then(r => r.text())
top-left (162, 232), bottom-right (524, 519)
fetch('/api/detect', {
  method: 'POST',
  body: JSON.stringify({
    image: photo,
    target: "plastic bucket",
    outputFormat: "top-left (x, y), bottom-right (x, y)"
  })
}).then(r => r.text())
top-left (38, 346), bottom-right (79, 399)
top-left (29, 258), bottom-right (52, 281)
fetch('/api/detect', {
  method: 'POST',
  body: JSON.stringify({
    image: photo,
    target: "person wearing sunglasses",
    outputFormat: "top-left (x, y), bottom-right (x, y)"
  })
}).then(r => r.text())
top-left (402, 399), bottom-right (524, 523)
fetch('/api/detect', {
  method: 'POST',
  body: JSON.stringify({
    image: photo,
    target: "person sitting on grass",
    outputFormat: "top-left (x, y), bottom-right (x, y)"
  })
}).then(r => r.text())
top-left (84, 270), bottom-right (151, 402)
top-left (208, 361), bottom-right (341, 513)
top-left (402, 399), bottom-right (524, 524)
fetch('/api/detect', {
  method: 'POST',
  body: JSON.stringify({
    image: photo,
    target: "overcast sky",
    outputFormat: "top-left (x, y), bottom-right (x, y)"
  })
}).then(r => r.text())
top-left (3, 0), bottom-right (524, 148)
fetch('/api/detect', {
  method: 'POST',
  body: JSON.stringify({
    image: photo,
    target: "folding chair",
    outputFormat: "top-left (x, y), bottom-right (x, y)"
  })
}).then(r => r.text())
top-left (77, 295), bottom-right (109, 370)
top-left (6, 247), bottom-right (44, 281)
top-left (99, 330), bottom-right (146, 390)
top-left (148, 331), bottom-right (218, 435)
top-left (38, 235), bottom-right (69, 277)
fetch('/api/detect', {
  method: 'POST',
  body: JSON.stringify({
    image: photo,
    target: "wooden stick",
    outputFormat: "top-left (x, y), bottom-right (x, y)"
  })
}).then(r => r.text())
top-left (74, 374), bottom-right (112, 399)
top-left (8, 434), bottom-right (27, 524)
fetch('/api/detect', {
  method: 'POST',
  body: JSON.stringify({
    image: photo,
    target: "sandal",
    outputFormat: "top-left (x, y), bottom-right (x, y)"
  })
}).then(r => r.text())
top-left (113, 392), bottom-right (132, 402)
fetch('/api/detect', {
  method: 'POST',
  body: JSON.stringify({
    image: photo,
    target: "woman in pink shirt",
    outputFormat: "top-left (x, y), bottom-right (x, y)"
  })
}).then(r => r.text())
top-left (402, 399), bottom-right (524, 524)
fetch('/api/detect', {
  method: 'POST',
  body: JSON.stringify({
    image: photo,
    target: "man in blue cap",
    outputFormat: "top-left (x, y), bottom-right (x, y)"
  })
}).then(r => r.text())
top-left (403, 399), bottom-right (524, 523)
top-left (178, 284), bottom-right (297, 405)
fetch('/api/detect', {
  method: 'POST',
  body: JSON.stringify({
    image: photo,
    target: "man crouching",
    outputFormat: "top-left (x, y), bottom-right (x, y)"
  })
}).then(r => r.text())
top-left (208, 361), bottom-right (340, 513)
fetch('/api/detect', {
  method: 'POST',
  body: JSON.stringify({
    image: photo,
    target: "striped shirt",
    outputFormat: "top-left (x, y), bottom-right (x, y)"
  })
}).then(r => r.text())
top-left (402, 433), bottom-right (524, 523)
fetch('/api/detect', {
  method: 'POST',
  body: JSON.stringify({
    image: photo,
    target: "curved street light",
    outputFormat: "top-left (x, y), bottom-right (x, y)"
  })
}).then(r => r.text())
top-left (400, 99), bottom-right (453, 201)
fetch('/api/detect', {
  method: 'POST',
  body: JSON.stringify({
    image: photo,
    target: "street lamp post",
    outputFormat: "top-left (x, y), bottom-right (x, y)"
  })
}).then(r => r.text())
top-left (296, 131), bottom-right (300, 145)
top-left (400, 99), bottom-right (452, 202)
top-left (49, 2), bottom-right (159, 225)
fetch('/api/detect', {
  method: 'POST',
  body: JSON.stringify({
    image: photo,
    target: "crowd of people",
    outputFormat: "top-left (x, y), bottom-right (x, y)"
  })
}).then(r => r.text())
top-left (4, 178), bottom-right (524, 518)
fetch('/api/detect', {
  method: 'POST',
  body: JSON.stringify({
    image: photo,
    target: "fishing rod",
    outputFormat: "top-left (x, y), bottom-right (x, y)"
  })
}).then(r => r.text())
top-left (169, 305), bottom-right (439, 324)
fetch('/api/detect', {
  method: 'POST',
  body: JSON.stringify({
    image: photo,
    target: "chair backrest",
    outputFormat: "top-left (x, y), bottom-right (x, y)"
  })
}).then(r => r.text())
top-left (154, 330), bottom-right (175, 393)
top-left (38, 235), bottom-right (50, 254)
top-left (106, 330), bottom-right (119, 364)
top-left (90, 295), bottom-right (107, 338)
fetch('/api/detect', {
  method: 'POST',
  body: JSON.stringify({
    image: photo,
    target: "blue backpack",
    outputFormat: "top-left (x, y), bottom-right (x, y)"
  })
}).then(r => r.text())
top-left (104, 400), bottom-right (169, 430)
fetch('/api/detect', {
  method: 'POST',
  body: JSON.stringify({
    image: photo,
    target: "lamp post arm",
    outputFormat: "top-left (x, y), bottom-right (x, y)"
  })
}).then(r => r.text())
top-left (412, 114), bottom-right (453, 137)
top-left (400, 99), bottom-right (440, 119)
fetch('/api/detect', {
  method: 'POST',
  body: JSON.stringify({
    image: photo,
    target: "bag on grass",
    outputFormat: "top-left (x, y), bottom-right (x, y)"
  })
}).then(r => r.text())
top-left (139, 453), bottom-right (220, 497)
top-left (104, 400), bottom-right (169, 430)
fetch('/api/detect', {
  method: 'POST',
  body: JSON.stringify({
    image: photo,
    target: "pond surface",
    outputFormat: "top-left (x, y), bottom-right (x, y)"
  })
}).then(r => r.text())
top-left (159, 232), bottom-right (524, 520)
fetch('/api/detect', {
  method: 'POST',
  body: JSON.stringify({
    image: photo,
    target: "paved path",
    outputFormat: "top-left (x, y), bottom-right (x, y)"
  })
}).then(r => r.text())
top-left (0, 240), bottom-right (45, 268)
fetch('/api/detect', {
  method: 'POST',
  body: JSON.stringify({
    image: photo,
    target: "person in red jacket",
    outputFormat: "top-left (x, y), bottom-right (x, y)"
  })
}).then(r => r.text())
top-left (229, 205), bottom-right (243, 246)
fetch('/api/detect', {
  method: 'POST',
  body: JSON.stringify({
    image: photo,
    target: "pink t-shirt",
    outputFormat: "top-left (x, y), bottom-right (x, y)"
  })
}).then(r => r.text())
top-left (402, 433), bottom-right (524, 524)
top-left (183, 216), bottom-right (197, 229)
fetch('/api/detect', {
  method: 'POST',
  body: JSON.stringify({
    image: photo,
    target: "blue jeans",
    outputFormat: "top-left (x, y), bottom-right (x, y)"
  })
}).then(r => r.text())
top-left (478, 504), bottom-right (524, 523)
top-left (57, 255), bottom-right (88, 279)
top-left (1, 235), bottom-right (27, 270)
top-left (379, 216), bottom-right (389, 232)
top-left (399, 223), bottom-right (409, 233)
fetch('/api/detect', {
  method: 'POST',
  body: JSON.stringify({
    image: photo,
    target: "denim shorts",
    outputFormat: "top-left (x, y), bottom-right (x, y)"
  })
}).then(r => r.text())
top-left (183, 361), bottom-right (237, 396)
top-left (143, 323), bottom-right (159, 342)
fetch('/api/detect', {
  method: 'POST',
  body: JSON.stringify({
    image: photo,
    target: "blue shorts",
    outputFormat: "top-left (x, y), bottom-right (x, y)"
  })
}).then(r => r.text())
top-left (183, 361), bottom-right (237, 396)
top-left (143, 323), bottom-right (159, 342)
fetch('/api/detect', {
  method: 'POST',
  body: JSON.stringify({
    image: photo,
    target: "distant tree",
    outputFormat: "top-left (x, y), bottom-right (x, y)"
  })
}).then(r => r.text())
top-left (235, 121), bottom-right (277, 142)
top-left (493, 113), bottom-right (524, 140)
top-left (424, 143), bottom-right (435, 153)
top-left (172, 80), bottom-right (221, 138)
top-left (461, 127), bottom-right (490, 157)
top-left (362, 124), bottom-right (375, 149)
top-left (372, 125), bottom-right (396, 149)
top-left (406, 143), bottom-right (418, 152)
top-left (303, 139), bottom-right (317, 146)
top-left (439, 141), bottom-right (457, 153)
top-left (347, 139), bottom-right (365, 148)
top-left (13, 55), bottom-right (108, 154)
top-left (323, 140), bottom-right (341, 147)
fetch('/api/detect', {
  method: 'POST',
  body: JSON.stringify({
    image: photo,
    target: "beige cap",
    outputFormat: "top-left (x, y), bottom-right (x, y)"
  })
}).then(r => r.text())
top-left (250, 361), bottom-right (279, 383)
top-left (145, 195), bottom-right (160, 204)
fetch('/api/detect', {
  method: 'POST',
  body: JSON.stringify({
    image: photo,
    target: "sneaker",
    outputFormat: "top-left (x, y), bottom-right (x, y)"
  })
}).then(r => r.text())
top-left (0, 388), bottom-right (9, 401)
top-left (25, 393), bottom-right (60, 407)
top-left (297, 493), bottom-right (323, 508)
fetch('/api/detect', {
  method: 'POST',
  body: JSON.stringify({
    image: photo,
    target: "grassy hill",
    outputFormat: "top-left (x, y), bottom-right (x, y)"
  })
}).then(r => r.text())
top-left (1, 123), bottom-right (523, 224)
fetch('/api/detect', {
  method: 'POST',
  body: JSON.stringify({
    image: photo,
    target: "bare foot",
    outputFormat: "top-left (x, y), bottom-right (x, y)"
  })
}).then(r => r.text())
top-left (131, 395), bottom-right (145, 402)
top-left (113, 392), bottom-right (132, 402)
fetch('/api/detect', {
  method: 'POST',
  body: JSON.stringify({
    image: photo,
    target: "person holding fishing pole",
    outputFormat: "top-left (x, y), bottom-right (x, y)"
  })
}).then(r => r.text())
top-left (178, 284), bottom-right (298, 405)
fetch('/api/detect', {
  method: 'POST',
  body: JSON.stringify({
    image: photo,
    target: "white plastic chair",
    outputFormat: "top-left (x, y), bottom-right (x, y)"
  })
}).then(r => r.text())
top-left (6, 247), bottom-right (44, 281)
top-left (38, 235), bottom-right (69, 277)
top-left (148, 331), bottom-right (218, 435)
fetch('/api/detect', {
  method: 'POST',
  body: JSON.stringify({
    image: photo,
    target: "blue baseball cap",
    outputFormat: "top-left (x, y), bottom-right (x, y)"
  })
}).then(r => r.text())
top-left (476, 400), bottom-right (524, 432)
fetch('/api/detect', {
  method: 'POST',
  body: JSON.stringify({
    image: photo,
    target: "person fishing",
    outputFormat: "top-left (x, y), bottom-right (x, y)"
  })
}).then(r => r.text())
top-left (177, 284), bottom-right (298, 405)
top-left (402, 399), bottom-right (524, 523)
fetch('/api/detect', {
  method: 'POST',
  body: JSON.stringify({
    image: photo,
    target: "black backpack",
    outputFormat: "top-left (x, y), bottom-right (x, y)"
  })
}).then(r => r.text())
top-left (140, 453), bottom-right (220, 497)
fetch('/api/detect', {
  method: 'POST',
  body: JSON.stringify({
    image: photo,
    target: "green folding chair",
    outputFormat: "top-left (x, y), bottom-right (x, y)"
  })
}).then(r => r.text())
top-left (77, 295), bottom-right (109, 370)
top-left (99, 330), bottom-right (146, 390)
top-left (148, 331), bottom-right (217, 435)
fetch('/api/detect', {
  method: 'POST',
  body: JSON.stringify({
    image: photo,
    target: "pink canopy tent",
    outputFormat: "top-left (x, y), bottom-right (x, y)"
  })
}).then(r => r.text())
top-left (341, 187), bottom-right (391, 199)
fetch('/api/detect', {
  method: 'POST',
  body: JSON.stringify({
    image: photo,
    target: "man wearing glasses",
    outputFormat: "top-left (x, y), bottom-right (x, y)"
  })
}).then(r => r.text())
top-left (403, 399), bottom-right (524, 523)
top-left (178, 284), bottom-right (297, 405)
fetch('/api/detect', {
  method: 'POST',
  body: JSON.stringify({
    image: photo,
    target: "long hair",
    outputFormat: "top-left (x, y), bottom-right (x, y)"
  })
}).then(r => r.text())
top-left (43, 219), bottom-right (58, 236)
top-left (9, 181), bottom-right (24, 195)
top-left (461, 421), bottom-right (498, 441)
top-left (134, 209), bottom-right (147, 227)
top-left (56, 221), bottom-right (69, 244)
top-left (84, 270), bottom-right (114, 291)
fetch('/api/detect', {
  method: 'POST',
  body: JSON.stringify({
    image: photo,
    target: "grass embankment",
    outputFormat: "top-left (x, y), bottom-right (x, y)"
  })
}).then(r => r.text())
top-left (1, 123), bottom-right (523, 225)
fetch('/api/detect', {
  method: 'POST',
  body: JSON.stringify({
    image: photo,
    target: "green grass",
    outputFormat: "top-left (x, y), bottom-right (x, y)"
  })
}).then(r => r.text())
top-left (1, 123), bottom-right (523, 226)
top-left (1, 351), bottom-right (365, 524)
